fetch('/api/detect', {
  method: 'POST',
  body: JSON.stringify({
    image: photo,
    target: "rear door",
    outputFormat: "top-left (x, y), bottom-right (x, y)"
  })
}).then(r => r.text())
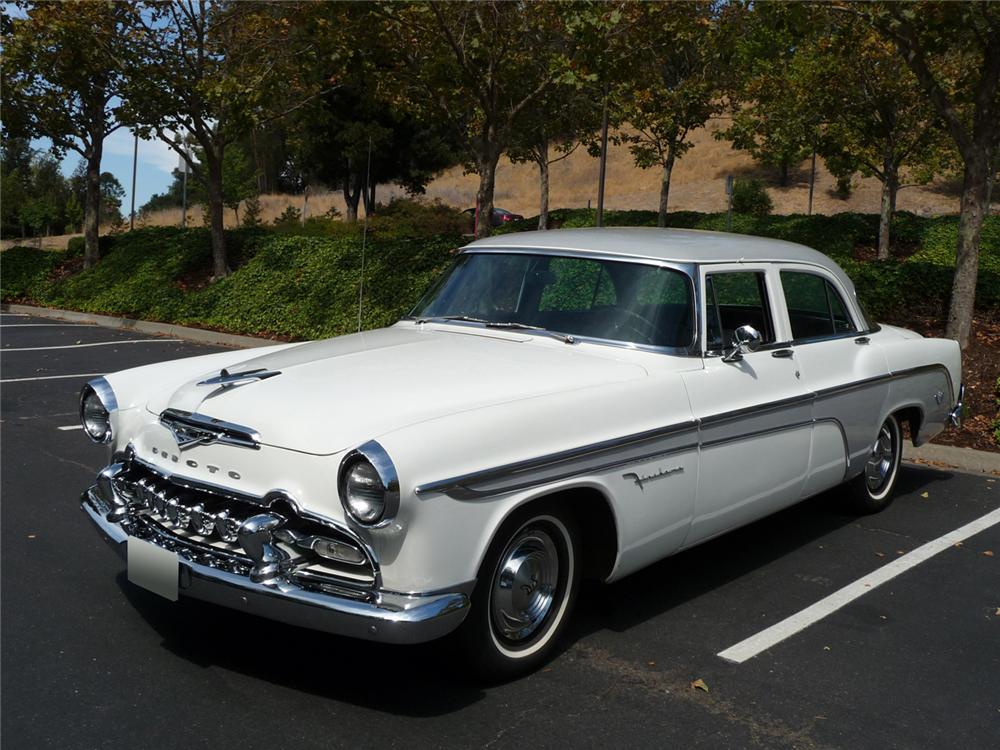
top-left (775, 266), bottom-right (890, 490)
top-left (681, 265), bottom-right (813, 546)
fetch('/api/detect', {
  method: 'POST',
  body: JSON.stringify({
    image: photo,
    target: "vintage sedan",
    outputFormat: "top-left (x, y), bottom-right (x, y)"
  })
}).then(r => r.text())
top-left (79, 228), bottom-right (963, 678)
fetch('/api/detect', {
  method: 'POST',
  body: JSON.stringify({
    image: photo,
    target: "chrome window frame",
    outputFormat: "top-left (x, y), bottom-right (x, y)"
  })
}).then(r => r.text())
top-left (777, 267), bottom-right (863, 344)
top-left (697, 263), bottom-right (782, 357)
top-left (411, 247), bottom-right (701, 357)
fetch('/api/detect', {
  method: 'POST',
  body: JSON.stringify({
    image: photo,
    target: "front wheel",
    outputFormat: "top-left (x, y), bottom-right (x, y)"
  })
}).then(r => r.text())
top-left (848, 414), bottom-right (903, 514)
top-left (455, 506), bottom-right (580, 682)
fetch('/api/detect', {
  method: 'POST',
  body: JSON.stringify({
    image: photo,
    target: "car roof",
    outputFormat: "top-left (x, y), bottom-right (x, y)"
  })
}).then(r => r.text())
top-left (463, 227), bottom-right (856, 294)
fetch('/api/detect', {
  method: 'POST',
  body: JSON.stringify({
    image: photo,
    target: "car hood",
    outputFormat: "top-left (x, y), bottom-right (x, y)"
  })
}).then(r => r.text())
top-left (146, 325), bottom-right (649, 455)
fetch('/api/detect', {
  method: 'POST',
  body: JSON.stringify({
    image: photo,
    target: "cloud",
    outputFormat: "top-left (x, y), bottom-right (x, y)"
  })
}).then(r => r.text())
top-left (104, 129), bottom-right (180, 175)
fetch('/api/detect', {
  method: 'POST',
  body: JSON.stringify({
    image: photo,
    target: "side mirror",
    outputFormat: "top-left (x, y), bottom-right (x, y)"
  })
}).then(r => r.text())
top-left (722, 324), bottom-right (762, 362)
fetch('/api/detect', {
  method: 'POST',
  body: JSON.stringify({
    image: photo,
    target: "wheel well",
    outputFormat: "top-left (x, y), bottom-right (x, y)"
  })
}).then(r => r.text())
top-left (892, 405), bottom-right (923, 446)
top-left (516, 487), bottom-right (619, 582)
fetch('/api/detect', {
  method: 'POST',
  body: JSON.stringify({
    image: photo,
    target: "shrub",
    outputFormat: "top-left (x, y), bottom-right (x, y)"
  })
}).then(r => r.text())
top-left (273, 205), bottom-right (302, 229)
top-left (731, 179), bottom-right (774, 217)
top-left (368, 198), bottom-right (467, 237)
top-left (0, 246), bottom-right (60, 301)
top-left (66, 234), bottom-right (116, 259)
top-left (242, 195), bottom-right (263, 228)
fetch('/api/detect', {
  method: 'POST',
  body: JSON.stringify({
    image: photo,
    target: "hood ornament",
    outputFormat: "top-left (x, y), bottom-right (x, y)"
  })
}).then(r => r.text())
top-left (160, 409), bottom-right (261, 451)
top-left (198, 368), bottom-right (281, 388)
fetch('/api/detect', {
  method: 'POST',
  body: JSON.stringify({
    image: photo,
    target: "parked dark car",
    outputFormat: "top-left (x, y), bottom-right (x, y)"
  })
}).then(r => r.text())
top-left (464, 207), bottom-right (525, 229)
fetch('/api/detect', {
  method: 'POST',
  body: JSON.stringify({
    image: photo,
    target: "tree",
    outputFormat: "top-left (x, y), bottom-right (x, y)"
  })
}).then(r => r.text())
top-left (716, 3), bottom-right (821, 188)
top-left (860, 2), bottom-right (1000, 348)
top-left (780, 10), bottom-right (947, 258)
top-left (2, 1), bottom-right (131, 266)
top-left (614, 2), bottom-right (720, 227)
top-left (121, 1), bottom-right (330, 277)
top-left (0, 137), bottom-right (34, 237)
top-left (22, 153), bottom-right (70, 237)
top-left (69, 162), bottom-right (126, 226)
top-left (379, 1), bottom-right (576, 238)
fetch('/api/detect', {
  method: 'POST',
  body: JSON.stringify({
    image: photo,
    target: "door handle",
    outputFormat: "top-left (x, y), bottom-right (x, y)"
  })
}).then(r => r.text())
top-left (771, 348), bottom-right (794, 358)
top-left (854, 336), bottom-right (870, 345)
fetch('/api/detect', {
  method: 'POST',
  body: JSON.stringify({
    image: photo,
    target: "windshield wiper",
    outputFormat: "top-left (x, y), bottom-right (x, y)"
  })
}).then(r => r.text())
top-left (413, 316), bottom-right (576, 344)
top-left (483, 321), bottom-right (576, 344)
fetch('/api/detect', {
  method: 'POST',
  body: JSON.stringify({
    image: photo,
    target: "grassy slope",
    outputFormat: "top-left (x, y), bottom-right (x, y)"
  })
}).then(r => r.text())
top-left (2, 210), bottom-right (997, 340)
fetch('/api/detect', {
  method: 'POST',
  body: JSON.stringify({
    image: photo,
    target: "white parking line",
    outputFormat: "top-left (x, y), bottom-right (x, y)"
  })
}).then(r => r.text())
top-left (3, 339), bottom-right (180, 352)
top-left (717, 506), bottom-right (1000, 664)
top-left (1, 373), bottom-right (103, 383)
top-left (58, 425), bottom-right (84, 431)
top-left (0, 313), bottom-right (29, 317)
top-left (1, 324), bottom-right (87, 327)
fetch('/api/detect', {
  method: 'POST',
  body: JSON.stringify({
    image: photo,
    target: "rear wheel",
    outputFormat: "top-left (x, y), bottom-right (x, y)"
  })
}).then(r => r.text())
top-left (848, 414), bottom-right (902, 514)
top-left (455, 505), bottom-right (580, 681)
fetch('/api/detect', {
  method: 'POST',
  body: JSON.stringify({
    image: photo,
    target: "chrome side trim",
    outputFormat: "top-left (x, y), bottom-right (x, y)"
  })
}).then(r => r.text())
top-left (418, 365), bottom-right (949, 500)
top-left (159, 409), bottom-right (261, 451)
top-left (414, 420), bottom-right (698, 499)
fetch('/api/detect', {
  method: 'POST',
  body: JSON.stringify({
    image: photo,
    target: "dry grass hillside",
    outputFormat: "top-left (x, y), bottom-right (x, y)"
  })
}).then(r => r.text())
top-left (144, 119), bottom-right (981, 228)
top-left (4, 119), bottom-right (991, 250)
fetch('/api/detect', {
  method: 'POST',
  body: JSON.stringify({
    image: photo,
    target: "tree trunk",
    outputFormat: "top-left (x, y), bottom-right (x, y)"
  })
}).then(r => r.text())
top-left (779, 159), bottom-right (790, 187)
top-left (537, 138), bottom-right (549, 231)
top-left (945, 155), bottom-right (989, 348)
top-left (82, 139), bottom-right (103, 269)
top-left (343, 170), bottom-right (362, 223)
top-left (205, 156), bottom-right (229, 279)
top-left (475, 152), bottom-right (500, 239)
top-left (876, 160), bottom-right (897, 261)
top-left (657, 147), bottom-right (676, 228)
top-left (807, 148), bottom-right (817, 216)
top-left (596, 86), bottom-right (610, 228)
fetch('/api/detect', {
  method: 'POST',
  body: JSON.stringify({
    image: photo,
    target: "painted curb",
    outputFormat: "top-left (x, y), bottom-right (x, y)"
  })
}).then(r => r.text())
top-left (2, 303), bottom-right (277, 349)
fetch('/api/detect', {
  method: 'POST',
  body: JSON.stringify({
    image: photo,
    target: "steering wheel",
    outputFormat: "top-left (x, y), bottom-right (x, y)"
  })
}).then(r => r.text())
top-left (612, 309), bottom-right (664, 345)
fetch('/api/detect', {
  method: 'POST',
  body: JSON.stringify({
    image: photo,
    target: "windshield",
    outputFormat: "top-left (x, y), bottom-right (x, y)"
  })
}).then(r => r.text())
top-left (409, 252), bottom-right (694, 349)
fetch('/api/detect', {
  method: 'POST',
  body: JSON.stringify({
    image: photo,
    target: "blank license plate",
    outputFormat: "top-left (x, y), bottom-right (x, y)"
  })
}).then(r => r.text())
top-left (127, 537), bottom-right (179, 601)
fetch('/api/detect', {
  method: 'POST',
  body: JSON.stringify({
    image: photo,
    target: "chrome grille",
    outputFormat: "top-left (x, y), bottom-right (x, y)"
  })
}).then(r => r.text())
top-left (113, 460), bottom-right (376, 597)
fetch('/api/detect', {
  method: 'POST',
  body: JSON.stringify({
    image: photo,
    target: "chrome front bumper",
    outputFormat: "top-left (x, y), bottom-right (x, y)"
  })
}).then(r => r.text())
top-left (80, 469), bottom-right (470, 645)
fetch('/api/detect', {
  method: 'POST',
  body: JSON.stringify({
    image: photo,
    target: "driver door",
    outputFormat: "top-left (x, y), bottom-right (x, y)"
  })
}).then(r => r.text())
top-left (680, 265), bottom-right (813, 547)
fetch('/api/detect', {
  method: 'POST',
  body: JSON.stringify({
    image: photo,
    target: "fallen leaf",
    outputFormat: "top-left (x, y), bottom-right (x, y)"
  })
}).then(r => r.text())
top-left (27, 534), bottom-right (36, 539)
top-left (823, 646), bottom-right (831, 651)
top-left (879, 615), bottom-right (887, 620)
top-left (984, 551), bottom-right (994, 557)
top-left (920, 491), bottom-right (930, 499)
top-left (648, 661), bottom-right (656, 666)
top-left (995, 608), bottom-right (1000, 616)
top-left (690, 678), bottom-right (709, 693)
top-left (954, 542), bottom-right (964, 548)
top-left (896, 550), bottom-right (905, 555)
top-left (876, 552), bottom-right (885, 558)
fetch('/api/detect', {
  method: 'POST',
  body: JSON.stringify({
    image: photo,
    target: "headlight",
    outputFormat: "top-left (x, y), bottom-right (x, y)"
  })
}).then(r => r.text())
top-left (79, 377), bottom-right (117, 444)
top-left (338, 440), bottom-right (400, 527)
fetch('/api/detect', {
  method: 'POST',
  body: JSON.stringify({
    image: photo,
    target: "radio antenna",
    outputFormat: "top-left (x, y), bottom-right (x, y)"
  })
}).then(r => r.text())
top-left (357, 135), bottom-right (373, 333)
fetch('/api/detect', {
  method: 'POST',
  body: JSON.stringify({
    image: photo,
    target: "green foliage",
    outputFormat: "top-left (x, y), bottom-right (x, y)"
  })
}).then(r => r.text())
top-left (0, 246), bottom-right (60, 300)
top-left (4, 214), bottom-right (997, 343)
top-left (66, 234), bottom-right (116, 259)
top-left (273, 206), bottom-right (302, 229)
top-left (731, 179), bottom-right (774, 217)
top-left (242, 195), bottom-right (263, 229)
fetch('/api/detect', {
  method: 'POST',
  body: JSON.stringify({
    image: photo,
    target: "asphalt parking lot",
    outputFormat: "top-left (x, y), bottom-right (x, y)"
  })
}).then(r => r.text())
top-left (2, 310), bottom-right (998, 749)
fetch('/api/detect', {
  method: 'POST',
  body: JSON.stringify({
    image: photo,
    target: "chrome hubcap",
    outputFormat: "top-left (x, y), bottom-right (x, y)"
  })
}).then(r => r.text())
top-left (865, 423), bottom-right (896, 493)
top-left (490, 527), bottom-right (559, 642)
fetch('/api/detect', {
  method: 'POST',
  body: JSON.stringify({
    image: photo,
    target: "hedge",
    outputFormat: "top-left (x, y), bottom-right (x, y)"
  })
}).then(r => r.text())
top-left (2, 210), bottom-right (996, 339)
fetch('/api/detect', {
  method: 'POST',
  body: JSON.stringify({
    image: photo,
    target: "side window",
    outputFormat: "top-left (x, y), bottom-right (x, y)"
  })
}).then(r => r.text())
top-left (704, 271), bottom-right (775, 352)
top-left (780, 271), bottom-right (857, 340)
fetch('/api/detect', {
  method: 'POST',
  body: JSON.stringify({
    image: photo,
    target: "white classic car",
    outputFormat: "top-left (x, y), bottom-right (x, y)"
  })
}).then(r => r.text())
top-left (79, 228), bottom-right (963, 678)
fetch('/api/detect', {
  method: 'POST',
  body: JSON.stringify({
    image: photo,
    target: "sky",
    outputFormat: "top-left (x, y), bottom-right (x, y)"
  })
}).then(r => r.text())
top-left (32, 129), bottom-right (178, 216)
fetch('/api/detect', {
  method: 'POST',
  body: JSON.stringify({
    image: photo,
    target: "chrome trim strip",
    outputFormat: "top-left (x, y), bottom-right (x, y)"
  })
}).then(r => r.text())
top-left (414, 420), bottom-right (698, 498)
top-left (418, 364), bottom-right (950, 500)
top-left (700, 419), bottom-right (814, 449)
